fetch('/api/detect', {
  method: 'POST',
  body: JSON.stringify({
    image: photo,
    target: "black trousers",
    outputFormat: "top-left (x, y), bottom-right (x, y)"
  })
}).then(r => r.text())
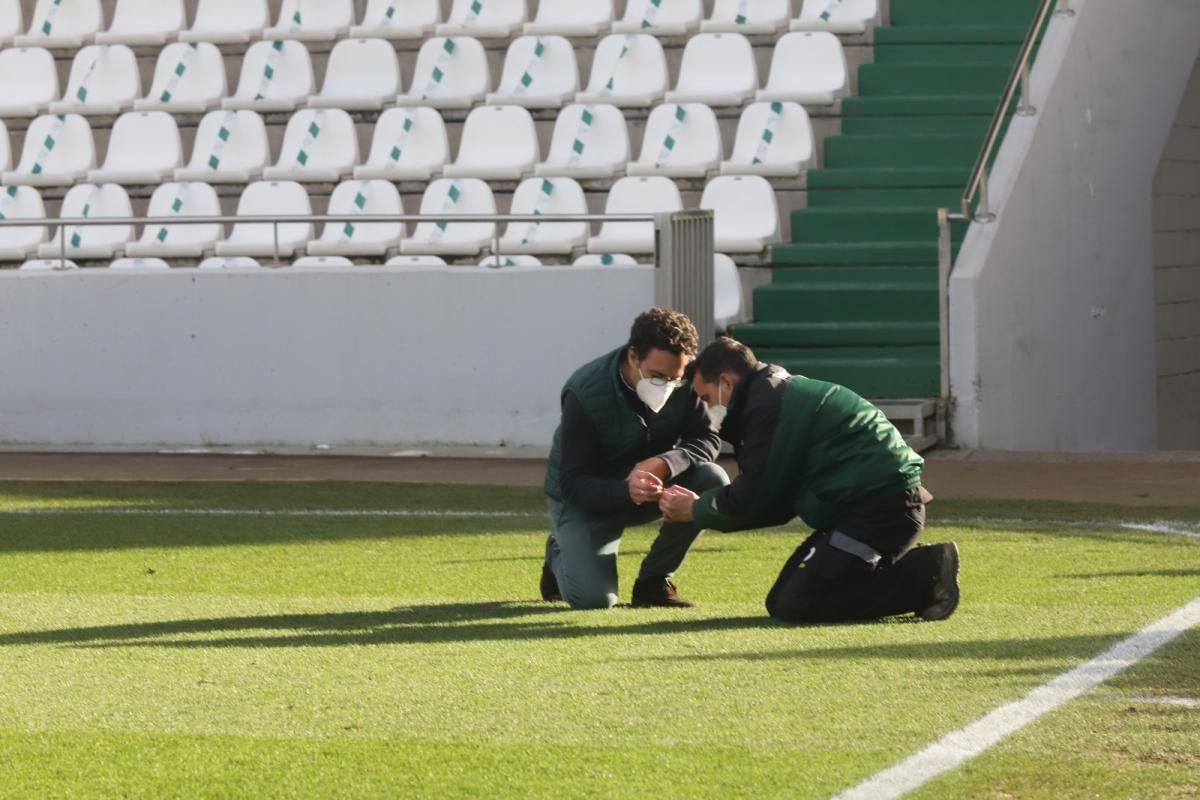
top-left (765, 486), bottom-right (939, 623)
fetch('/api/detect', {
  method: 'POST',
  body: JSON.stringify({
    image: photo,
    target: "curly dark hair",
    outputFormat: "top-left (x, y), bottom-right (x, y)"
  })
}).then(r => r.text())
top-left (627, 308), bottom-right (700, 360)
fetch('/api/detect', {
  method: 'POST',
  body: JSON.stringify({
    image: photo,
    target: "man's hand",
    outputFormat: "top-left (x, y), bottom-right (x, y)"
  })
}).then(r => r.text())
top-left (628, 470), bottom-right (665, 505)
top-left (630, 457), bottom-right (670, 482)
top-left (659, 485), bottom-right (698, 522)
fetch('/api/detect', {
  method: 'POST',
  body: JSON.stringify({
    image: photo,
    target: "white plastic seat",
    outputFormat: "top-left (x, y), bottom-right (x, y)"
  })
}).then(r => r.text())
top-left (386, 254), bottom-right (446, 268)
top-left (222, 40), bottom-right (315, 112)
top-left (628, 103), bottom-right (722, 178)
top-left (524, 0), bottom-right (612, 36)
top-left (437, 0), bottom-right (527, 38)
top-left (292, 255), bottom-right (354, 268)
top-left (480, 254), bottom-right (543, 268)
top-left (486, 35), bottom-right (579, 109)
top-left (262, 109), bottom-right (359, 183)
top-left (308, 180), bottom-right (404, 258)
top-left (400, 178), bottom-right (497, 256)
top-left (498, 177), bottom-right (589, 255)
top-left (95, 0), bottom-right (185, 45)
top-left (792, 0), bottom-right (880, 34)
top-left (0, 186), bottom-right (48, 260)
top-left (442, 106), bottom-right (539, 180)
top-left (125, 182), bottom-right (224, 259)
top-left (308, 38), bottom-right (401, 111)
top-left (263, 0), bottom-right (353, 41)
top-left (0, 0), bottom-right (22, 45)
top-left (214, 181), bottom-right (313, 258)
top-left (20, 258), bottom-right (78, 270)
top-left (395, 36), bottom-right (490, 110)
top-left (703, 0), bottom-right (790, 34)
top-left (88, 112), bottom-right (183, 185)
top-left (180, 0), bottom-right (269, 44)
top-left (587, 176), bottom-right (681, 255)
top-left (353, 107), bottom-right (450, 182)
top-left (576, 34), bottom-right (667, 108)
top-left (573, 253), bottom-right (639, 266)
top-left (350, 0), bottom-right (440, 39)
top-left (135, 42), bottom-right (227, 113)
top-left (175, 110), bottom-right (270, 184)
top-left (536, 104), bottom-right (629, 180)
top-left (720, 101), bottom-right (815, 177)
top-left (665, 33), bottom-right (757, 107)
top-left (757, 32), bottom-right (848, 105)
top-left (612, 0), bottom-right (701, 35)
top-left (15, 0), bottom-right (102, 48)
top-left (0, 48), bottom-right (58, 117)
top-left (701, 175), bottom-right (780, 253)
top-left (38, 183), bottom-right (134, 260)
top-left (0, 121), bottom-right (8, 172)
top-left (2, 114), bottom-right (95, 187)
top-left (714, 253), bottom-right (743, 325)
top-left (49, 45), bottom-right (142, 116)
top-left (110, 257), bottom-right (171, 270)
top-left (199, 256), bottom-right (262, 269)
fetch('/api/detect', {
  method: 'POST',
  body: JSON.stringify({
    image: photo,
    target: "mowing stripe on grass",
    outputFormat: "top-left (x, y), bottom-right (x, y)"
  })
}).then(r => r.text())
top-left (832, 595), bottom-right (1200, 800)
top-left (0, 508), bottom-right (545, 519)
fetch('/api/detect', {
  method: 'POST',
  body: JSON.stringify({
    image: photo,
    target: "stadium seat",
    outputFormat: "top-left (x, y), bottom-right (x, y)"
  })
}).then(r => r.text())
top-left (535, 104), bottom-right (629, 180)
top-left (308, 179), bottom-right (405, 258)
top-left (214, 181), bottom-right (313, 259)
top-left (0, 121), bottom-right (8, 172)
top-left (308, 38), bottom-right (401, 111)
top-left (292, 255), bottom-right (354, 268)
top-left (135, 43), bottom-right (228, 113)
top-left (222, 40), bottom-right (315, 112)
top-left (0, 186), bottom-right (48, 261)
top-left (627, 103), bottom-right (722, 178)
top-left (480, 254), bottom-right (543, 268)
top-left (442, 105), bottom-right (539, 180)
top-left (665, 33), bottom-right (757, 107)
top-left (386, 254), bottom-right (447, 267)
top-left (613, 0), bottom-right (701, 35)
top-left (498, 176), bottom-right (589, 255)
top-left (198, 256), bottom-right (262, 269)
top-left (38, 183), bottom-right (134, 260)
top-left (110, 257), bottom-right (171, 269)
top-left (350, 0), bottom-right (440, 39)
top-left (353, 107), bottom-right (450, 182)
top-left (720, 101), bottom-right (815, 177)
top-left (395, 36), bottom-right (490, 110)
top-left (485, 35), bottom-right (579, 109)
top-left (587, 176), bottom-right (682, 255)
top-left (714, 252), bottom-right (743, 325)
top-left (576, 34), bottom-right (667, 108)
top-left (0, 47), bottom-right (58, 118)
top-left (400, 178), bottom-right (497, 257)
top-left (175, 110), bottom-right (270, 184)
top-left (262, 109), bottom-right (359, 183)
top-left (792, 0), bottom-right (880, 34)
top-left (2, 114), bottom-right (95, 187)
top-left (523, 0), bottom-right (612, 36)
top-left (437, 0), bottom-right (527, 38)
top-left (15, 0), bottom-right (102, 48)
top-left (49, 45), bottom-right (142, 116)
top-left (701, 174), bottom-right (780, 253)
top-left (701, 0), bottom-right (790, 34)
top-left (126, 182), bottom-right (224, 259)
top-left (263, 0), bottom-right (353, 41)
top-left (0, 0), bottom-right (22, 46)
top-left (87, 112), bottom-right (183, 185)
top-left (573, 253), bottom-right (639, 266)
top-left (19, 258), bottom-right (78, 270)
top-left (756, 32), bottom-right (848, 105)
top-left (95, 0), bottom-right (186, 45)
top-left (180, 0), bottom-right (269, 44)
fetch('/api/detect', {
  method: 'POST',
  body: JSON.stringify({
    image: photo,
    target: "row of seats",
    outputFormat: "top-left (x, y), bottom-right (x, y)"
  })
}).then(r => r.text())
top-left (0, 174), bottom-right (780, 260)
top-left (0, 101), bottom-right (815, 188)
top-left (0, 30), bottom-right (849, 119)
top-left (0, 0), bottom-right (879, 49)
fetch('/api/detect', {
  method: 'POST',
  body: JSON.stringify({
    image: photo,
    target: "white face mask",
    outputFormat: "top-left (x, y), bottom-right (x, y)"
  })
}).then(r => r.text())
top-left (706, 380), bottom-right (728, 429)
top-left (635, 365), bottom-right (675, 413)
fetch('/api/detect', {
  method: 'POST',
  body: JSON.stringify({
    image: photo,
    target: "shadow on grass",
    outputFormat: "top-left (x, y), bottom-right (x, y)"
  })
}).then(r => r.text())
top-left (1056, 569), bottom-right (1200, 580)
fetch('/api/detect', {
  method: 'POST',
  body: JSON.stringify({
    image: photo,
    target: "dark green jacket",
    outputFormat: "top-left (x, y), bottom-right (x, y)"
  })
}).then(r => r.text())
top-left (694, 364), bottom-right (923, 532)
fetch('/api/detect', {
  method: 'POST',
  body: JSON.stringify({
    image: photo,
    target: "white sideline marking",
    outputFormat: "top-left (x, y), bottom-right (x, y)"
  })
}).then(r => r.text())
top-left (832, 596), bottom-right (1200, 800)
top-left (938, 516), bottom-right (1200, 539)
top-left (1129, 695), bottom-right (1200, 708)
top-left (0, 507), bottom-right (544, 519)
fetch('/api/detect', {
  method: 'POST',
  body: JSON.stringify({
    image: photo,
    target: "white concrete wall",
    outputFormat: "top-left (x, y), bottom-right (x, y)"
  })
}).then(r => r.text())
top-left (0, 266), bottom-right (654, 451)
top-left (949, 0), bottom-right (1200, 452)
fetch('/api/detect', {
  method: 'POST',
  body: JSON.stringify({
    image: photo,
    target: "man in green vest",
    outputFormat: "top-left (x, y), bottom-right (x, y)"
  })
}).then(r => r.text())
top-left (542, 308), bottom-right (729, 610)
top-left (659, 337), bottom-right (960, 623)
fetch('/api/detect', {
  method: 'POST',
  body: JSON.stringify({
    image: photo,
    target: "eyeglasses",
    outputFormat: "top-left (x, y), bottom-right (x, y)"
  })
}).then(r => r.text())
top-left (639, 366), bottom-right (686, 389)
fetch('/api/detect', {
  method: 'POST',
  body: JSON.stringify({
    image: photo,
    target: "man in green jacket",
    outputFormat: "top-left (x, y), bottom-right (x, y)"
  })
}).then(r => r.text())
top-left (659, 336), bottom-right (960, 623)
top-left (542, 308), bottom-right (729, 610)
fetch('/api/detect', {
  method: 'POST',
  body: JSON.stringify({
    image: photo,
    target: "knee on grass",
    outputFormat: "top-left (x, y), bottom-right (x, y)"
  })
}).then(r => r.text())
top-left (565, 588), bottom-right (619, 610)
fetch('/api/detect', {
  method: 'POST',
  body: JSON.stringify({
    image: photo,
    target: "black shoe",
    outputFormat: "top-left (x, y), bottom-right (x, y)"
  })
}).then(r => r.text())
top-left (631, 577), bottom-right (694, 608)
top-left (540, 562), bottom-right (562, 602)
top-left (918, 542), bottom-right (960, 621)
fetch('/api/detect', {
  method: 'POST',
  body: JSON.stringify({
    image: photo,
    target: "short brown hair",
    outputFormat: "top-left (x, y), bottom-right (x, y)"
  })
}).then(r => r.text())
top-left (688, 336), bottom-right (757, 382)
top-left (628, 308), bottom-right (700, 360)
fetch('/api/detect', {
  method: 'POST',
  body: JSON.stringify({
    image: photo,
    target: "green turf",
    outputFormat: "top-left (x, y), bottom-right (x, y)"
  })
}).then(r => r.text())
top-left (1, 481), bottom-right (1197, 798)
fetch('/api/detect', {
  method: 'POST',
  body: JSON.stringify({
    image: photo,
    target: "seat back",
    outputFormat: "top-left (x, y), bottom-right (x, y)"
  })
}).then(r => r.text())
top-left (406, 36), bottom-right (490, 103)
top-left (25, 0), bottom-right (102, 40)
top-left (273, 108), bottom-right (359, 172)
top-left (360, 0), bottom-right (440, 29)
top-left (61, 45), bottom-right (142, 107)
top-left (144, 42), bottom-right (227, 107)
top-left (674, 33), bottom-right (757, 95)
top-left (573, 253), bottom-right (639, 266)
top-left (707, 0), bottom-right (789, 28)
top-left (527, 0), bottom-right (612, 29)
top-left (634, 103), bottom-right (722, 173)
top-left (727, 101), bottom-right (814, 169)
top-left (186, 110), bottom-right (270, 173)
top-left (228, 181), bottom-right (313, 243)
top-left (584, 34), bottom-right (667, 100)
top-left (190, 0), bottom-right (269, 36)
top-left (504, 176), bottom-right (588, 246)
top-left (795, 0), bottom-right (879, 30)
top-left (101, 112), bottom-right (182, 171)
top-left (494, 35), bottom-right (578, 101)
top-left (713, 253), bottom-right (742, 324)
top-left (765, 31), bottom-right (847, 95)
top-left (14, 114), bottom-right (95, 177)
top-left (617, 0), bottom-right (701, 30)
top-left (232, 40), bottom-right (315, 104)
top-left (273, 0), bottom-right (354, 32)
top-left (701, 174), bottom-right (780, 242)
top-left (541, 104), bottom-right (629, 172)
top-left (105, 0), bottom-right (185, 37)
top-left (51, 183), bottom-right (134, 250)
top-left (110, 258), bottom-right (171, 269)
top-left (319, 38), bottom-right (401, 101)
top-left (0, 121), bottom-right (9, 171)
top-left (140, 182), bottom-right (224, 248)
top-left (0, 186), bottom-right (48, 255)
top-left (445, 0), bottom-right (527, 29)
top-left (363, 107), bottom-right (449, 171)
top-left (0, 48), bottom-right (58, 107)
top-left (318, 179), bottom-right (404, 245)
top-left (411, 178), bottom-right (496, 243)
top-left (594, 176), bottom-right (681, 247)
top-left (453, 105), bottom-right (539, 171)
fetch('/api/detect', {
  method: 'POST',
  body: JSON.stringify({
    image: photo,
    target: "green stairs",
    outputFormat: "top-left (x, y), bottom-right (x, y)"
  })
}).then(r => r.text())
top-left (732, 0), bottom-right (1040, 400)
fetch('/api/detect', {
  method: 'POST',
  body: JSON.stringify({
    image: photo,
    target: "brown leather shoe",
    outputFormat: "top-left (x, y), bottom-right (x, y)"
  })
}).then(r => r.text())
top-left (631, 577), bottom-right (694, 608)
top-left (540, 562), bottom-right (563, 602)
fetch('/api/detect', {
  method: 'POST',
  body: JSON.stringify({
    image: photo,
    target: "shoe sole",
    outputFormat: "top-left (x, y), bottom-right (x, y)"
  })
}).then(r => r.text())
top-left (918, 542), bottom-right (960, 622)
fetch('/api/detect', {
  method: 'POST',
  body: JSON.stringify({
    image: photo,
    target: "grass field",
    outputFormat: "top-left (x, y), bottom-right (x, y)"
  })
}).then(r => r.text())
top-left (1, 480), bottom-right (1197, 799)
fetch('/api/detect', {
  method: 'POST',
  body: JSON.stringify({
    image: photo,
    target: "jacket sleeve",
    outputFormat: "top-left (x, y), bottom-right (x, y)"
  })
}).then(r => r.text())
top-left (558, 391), bottom-right (635, 513)
top-left (657, 392), bottom-right (722, 479)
